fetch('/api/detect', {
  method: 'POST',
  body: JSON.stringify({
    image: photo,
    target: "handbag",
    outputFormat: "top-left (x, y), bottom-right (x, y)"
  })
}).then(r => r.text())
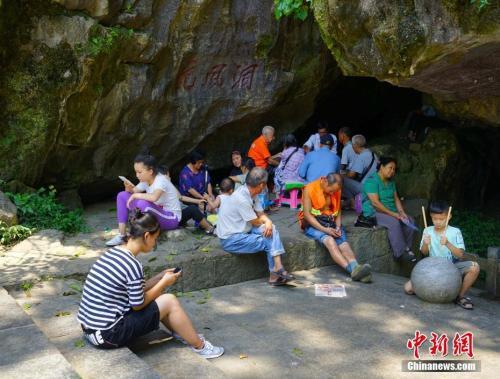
top-left (315, 215), bottom-right (337, 229)
top-left (275, 147), bottom-right (299, 190)
top-left (354, 214), bottom-right (377, 228)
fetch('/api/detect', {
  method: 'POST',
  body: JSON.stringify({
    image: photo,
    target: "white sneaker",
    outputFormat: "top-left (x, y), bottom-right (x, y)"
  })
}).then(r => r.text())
top-left (191, 338), bottom-right (224, 359)
top-left (106, 234), bottom-right (125, 247)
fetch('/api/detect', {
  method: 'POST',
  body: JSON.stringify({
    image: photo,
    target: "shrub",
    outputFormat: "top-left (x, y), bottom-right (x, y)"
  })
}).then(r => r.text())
top-left (7, 187), bottom-right (87, 234)
top-left (274, 0), bottom-right (312, 21)
top-left (470, 0), bottom-right (490, 11)
top-left (452, 210), bottom-right (500, 257)
top-left (0, 222), bottom-right (33, 245)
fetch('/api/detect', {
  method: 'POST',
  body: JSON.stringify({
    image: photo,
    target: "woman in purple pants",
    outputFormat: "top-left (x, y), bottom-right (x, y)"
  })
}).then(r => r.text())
top-left (106, 153), bottom-right (214, 247)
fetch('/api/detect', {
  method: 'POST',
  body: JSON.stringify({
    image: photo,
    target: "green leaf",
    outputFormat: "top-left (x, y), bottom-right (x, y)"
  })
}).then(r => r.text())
top-left (69, 283), bottom-right (83, 293)
top-left (292, 347), bottom-right (304, 357)
top-left (74, 339), bottom-right (85, 348)
top-left (54, 311), bottom-right (71, 317)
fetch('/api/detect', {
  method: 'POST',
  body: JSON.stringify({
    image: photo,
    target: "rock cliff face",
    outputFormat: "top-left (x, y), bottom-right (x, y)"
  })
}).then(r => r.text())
top-left (312, 0), bottom-right (500, 125)
top-left (0, 0), bottom-right (337, 196)
top-left (1, 0), bottom-right (499, 202)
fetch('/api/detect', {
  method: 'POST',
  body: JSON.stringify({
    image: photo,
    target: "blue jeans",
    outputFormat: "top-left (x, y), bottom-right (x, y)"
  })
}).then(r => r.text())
top-left (220, 225), bottom-right (285, 271)
top-left (304, 225), bottom-right (347, 245)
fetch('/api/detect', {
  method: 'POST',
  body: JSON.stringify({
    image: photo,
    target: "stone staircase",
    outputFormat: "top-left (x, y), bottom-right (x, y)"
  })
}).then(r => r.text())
top-left (0, 206), bottom-right (407, 378)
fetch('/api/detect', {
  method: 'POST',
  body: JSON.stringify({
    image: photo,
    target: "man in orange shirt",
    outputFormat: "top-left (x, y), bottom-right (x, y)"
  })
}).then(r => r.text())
top-left (299, 173), bottom-right (372, 282)
top-left (248, 126), bottom-right (280, 169)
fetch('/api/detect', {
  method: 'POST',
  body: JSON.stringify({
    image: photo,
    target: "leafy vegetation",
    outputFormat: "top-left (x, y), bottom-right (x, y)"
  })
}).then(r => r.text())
top-left (20, 281), bottom-right (34, 296)
top-left (76, 26), bottom-right (134, 57)
top-left (0, 222), bottom-right (32, 245)
top-left (452, 210), bottom-right (500, 257)
top-left (470, 0), bottom-right (491, 10)
top-left (6, 187), bottom-right (86, 236)
top-left (274, 0), bottom-right (312, 21)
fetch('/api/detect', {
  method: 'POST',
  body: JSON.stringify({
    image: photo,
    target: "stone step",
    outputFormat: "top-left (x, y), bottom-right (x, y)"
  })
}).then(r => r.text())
top-left (9, 279), bottom-right (226, 379)
top-left (0, 287), bottom-right (78, 379)
top-left (0, 205), bottom-right (407, 293)
top-left (8, 280), bottom-right (161, 379)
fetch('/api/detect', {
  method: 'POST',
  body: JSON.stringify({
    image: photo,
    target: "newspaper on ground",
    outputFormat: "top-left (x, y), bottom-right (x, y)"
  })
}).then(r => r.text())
top-left (314, 284), bottom-right (347, 298)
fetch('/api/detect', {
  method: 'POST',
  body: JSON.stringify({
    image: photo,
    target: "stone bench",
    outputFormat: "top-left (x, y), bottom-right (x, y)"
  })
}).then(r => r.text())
top-left (141, 209), bottom-right (408, 293)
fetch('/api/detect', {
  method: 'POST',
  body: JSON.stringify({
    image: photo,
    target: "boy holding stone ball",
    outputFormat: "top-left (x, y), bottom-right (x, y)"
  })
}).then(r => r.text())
top-left (404, 200), bottom-right (480, 310)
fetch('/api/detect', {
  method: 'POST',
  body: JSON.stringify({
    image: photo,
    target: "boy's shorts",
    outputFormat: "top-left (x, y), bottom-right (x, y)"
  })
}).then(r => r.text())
top-left (82, 301), bottom-right (160, 349)
top-left (304, 226), bottom-right (347, 246)
top-left (454, 260), bottom-right (476, 275)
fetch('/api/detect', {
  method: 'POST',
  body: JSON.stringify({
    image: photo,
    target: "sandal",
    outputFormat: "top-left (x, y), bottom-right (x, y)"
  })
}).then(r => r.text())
top-left (271, 268), bottom-right (295, 281)
top-left (269, 276), bottom-right (286, 286)
top-left (455, 296), bottom-right (474, 310)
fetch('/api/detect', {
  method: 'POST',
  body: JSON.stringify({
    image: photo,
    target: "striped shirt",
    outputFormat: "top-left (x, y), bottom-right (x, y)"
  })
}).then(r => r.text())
top-left (78, 247), bottom-right (145, 330)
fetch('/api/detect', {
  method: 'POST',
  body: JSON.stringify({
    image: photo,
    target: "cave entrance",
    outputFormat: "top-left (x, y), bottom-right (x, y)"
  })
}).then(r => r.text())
top-left (295, 76), bottom-right (499, 215)
top-left (295, 76), bottom-right (422, 143)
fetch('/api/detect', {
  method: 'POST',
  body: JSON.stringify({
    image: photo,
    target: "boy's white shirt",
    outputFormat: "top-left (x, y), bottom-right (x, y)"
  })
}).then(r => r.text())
top-left (420, 225), bottom-right (465, 260)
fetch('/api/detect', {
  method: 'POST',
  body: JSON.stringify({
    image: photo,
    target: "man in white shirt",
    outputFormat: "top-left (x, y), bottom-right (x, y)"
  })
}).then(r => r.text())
top-left (216, 167), bottom-right (294, 286)
top-left (303, 121), bottom-right (338, 155)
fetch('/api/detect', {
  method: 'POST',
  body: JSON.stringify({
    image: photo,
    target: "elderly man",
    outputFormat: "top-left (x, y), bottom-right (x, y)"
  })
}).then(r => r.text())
top-left (342, 134), bottom-right (377, 206)
top-left (216, 167), bottom-right (294, 286)
top-left (247, 125), bottom-right (280, 170)
top-left (299, 173), bottom-right (372, 282)
top-left (298, 134), bottom-right (340, 183)
top-left (303, 121), bottom-right (338, 154)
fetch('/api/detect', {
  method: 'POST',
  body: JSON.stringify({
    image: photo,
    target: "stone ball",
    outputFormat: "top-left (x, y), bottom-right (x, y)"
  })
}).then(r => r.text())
top-left (411, 257), bottom-right (462, 303)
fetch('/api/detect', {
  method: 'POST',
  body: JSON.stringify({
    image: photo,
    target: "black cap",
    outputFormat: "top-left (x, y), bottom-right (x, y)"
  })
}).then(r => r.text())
top-left (320, 134), bottom-right (334, 146)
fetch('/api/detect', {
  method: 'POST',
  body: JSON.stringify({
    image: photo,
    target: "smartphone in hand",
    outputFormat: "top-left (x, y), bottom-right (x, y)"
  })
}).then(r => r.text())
top-left (118, 176), bottom-right (133, 186)
top-left (173, 267), bottom-right (182, 274)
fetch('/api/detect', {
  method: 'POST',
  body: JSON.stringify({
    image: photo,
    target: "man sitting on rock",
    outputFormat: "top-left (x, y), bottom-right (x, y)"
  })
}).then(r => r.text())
top-left (341, 134), bottom-right (377, 209)
top-left (216, 167), bottom-right (294, 286)
top-left (299, 173), bottom-right (372, 282)
top-left (298, 134), bottom-right (340, 183)
top-left (247, 125), bottom-right (280, 170)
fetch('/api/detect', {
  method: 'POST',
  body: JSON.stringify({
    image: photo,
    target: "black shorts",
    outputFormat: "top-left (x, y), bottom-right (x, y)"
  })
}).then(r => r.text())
top-left (83, 301), bottom-right (160, 349)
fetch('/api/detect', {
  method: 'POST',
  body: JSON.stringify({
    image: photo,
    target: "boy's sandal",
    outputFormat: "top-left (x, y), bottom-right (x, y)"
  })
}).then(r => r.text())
top-left (272, 268), bottom-right (295, 281)
top-left (269, 277), bottom-right (286, 286)
top-left (455, 296), bottom-right (473, 310)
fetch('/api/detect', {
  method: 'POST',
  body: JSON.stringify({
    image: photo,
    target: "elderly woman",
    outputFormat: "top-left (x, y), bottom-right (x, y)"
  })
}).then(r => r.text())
top-left (179, 150), bottom-right (215, 211)
top-left (273, 134), bottom-right (305, 194)
top-left (361, 156), bottom-right (416, 262)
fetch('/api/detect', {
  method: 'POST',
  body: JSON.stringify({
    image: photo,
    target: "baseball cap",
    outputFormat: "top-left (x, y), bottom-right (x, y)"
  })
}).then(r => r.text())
top-left (320, 134), bottom-right (334, 146)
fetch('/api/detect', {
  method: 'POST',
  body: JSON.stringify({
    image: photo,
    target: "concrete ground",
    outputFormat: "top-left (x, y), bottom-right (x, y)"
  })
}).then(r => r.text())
top-left (8, 266), bottom-right (499, 379)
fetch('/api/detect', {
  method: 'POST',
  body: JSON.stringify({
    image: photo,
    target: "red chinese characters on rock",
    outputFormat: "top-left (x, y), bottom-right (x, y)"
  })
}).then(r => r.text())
top-left (231, 64), bottom-right (258, 90)
top-left (177, 59), bottom-right (198, 91)
top-left (203, 64), bottom-right (227, 88)
top-left (407, 331), bottom-right (474, 359)
top-left (177, 61), bottom-right (259, 92)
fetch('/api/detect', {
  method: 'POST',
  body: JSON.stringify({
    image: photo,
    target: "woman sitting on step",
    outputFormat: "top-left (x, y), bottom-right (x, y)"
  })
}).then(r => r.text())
top-left (79, 210), bottom-right (224, 358)
top-left (106, 152), bottom-right (214, 247)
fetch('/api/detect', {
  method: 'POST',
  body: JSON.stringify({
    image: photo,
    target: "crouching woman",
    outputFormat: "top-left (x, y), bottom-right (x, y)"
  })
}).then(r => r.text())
top-left (78, 210), bottom-right (224, 358)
